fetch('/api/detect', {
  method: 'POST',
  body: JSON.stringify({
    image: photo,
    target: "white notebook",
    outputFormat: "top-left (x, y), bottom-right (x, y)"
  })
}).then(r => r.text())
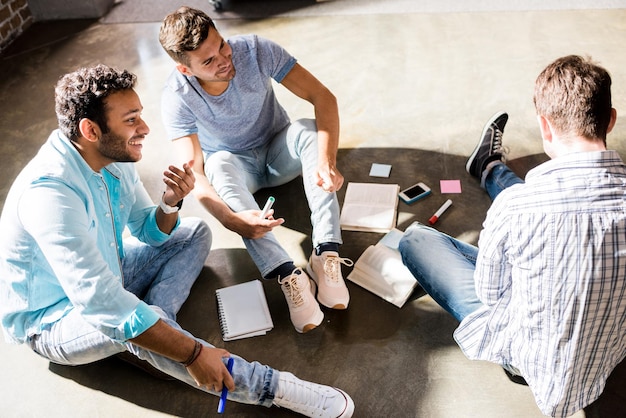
top-left (216, 280), bottom-right (274, 341)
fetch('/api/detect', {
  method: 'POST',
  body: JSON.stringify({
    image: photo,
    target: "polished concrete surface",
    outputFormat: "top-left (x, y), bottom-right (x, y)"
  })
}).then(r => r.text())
top-left (1, 3), bottom-right (626, 417)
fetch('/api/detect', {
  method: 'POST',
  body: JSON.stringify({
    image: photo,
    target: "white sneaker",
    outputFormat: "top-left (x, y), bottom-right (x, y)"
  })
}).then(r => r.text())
top-left (279, 268), bottom-right (324, 333)
top-left (273, 371), bottom-right (354, 418)
top-left (306, 251), bottom-right (353, 309)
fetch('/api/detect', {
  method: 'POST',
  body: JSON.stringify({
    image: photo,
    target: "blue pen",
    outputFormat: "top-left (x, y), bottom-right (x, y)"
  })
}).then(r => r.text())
top-left (218, 357), bottom-right (234, 414)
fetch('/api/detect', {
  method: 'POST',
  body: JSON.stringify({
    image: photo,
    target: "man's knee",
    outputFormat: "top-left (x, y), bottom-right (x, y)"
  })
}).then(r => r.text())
top-left (293, 118), bottom-right (317, 133)
top-left (179, 217), bottom-right (212, 257)
top-left (400, 223), bottom-right (434, 252)
top-left (291, 118), bottom-right (318, 148)
top-left (205, 150), bottom-right (238, 177)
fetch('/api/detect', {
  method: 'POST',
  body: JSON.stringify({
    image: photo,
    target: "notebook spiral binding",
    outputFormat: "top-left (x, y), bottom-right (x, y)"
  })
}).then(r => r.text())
top-left (214, 280), bottom-right (273, 341)
top-left (216, 293), bottom-right (229, 335)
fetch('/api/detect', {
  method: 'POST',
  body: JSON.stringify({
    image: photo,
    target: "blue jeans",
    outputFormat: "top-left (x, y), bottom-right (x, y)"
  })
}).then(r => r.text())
top-left (205, 118), bottom-right (342, 277)
top-left (399, 163), bottom-right (523, 322)
top-left (483, 162), bottom-right (524, 200)
top-left (28, 218), bottom-right (278, 407)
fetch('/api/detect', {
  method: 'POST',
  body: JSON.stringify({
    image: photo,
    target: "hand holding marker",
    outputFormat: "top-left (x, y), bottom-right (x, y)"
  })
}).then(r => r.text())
top-left (259, 196), bottom-right (275, 219)
top-left (218, 357), bottom-right (234, 414)
top-left (429, 199), bottom-right (452, 225)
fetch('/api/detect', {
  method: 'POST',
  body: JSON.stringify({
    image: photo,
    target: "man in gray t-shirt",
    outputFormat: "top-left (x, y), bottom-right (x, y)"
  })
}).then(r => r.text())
top-left (159, 7), bottom-right (351, 335)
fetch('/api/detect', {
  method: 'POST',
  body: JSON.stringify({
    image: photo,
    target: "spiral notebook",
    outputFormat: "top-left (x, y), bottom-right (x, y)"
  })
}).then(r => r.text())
top-left (216, 280), bottom-right (274, 341)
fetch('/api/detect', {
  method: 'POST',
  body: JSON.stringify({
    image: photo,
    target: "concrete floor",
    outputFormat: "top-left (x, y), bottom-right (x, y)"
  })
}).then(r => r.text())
top-left (1, 3), bottom-right (626, 417)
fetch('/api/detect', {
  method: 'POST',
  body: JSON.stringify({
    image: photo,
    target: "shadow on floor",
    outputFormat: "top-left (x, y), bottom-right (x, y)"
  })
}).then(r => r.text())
top-left (48, 255), bottom-right (454, 417)
top-left (585, 359), bottom-right (626, 418)
top-left (45, 147), bottom-right (559, 417)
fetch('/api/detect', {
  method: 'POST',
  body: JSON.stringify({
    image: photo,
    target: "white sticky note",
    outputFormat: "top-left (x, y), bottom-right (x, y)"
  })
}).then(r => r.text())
top-left (369, 163), bottom-right (392, 178)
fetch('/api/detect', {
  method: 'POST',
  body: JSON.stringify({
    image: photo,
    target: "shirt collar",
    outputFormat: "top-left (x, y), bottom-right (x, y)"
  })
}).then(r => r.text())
top-left (526, 150), bottom-right (623, 180)
top-left (50, 129), bottom-right (123, 180)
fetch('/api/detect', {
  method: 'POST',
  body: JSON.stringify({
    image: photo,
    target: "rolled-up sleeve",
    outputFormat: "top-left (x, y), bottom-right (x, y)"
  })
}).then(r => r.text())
top-left (119, 301), bottom-right (160, 340)
top-left (123, 165), bottom-right (180, 246)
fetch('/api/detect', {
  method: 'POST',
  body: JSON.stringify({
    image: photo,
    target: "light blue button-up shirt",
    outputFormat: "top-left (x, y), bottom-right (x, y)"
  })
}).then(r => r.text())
top-left (0, 130), bottom-right (175, 344)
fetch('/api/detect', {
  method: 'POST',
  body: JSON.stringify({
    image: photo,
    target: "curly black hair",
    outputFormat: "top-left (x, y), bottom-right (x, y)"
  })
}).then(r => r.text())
top-left (55, 64), bottom-right (137, 141)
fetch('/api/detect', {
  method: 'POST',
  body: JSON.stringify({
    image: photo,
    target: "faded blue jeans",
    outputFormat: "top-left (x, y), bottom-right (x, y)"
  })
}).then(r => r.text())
top-left (205, 118), bottom-right (342, 277)
top-left (398, 162), bottom-right (523, 322)
top-left (28, 218), bottom-right (279, 407)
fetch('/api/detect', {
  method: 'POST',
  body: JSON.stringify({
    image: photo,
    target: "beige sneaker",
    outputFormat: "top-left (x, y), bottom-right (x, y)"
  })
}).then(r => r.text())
top-left (273, 371), bottom-right (354, 418)
top-left (279, 268), bottom-right (324, 333)
top-left (306, 251), bottom-right (353, 309)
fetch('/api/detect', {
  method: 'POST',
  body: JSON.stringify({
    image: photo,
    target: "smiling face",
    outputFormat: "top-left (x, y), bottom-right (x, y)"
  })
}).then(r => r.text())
top-left (97, 89), bottom-right (149, 164)
top-left (176, 27), bottom-right (235, 93)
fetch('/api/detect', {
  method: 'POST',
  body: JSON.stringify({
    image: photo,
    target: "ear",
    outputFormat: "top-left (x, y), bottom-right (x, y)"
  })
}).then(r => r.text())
top-left (78, 118), bottom-right (101, 143)
top-left (176, 63), bottom-right (193, 77)
top-left (537, 115), bottom-right (554, 143)
top-left (607, 108), bottom-right (617, 134)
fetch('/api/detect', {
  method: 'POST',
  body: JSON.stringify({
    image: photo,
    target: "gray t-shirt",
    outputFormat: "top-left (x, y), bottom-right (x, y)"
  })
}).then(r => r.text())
top-left (161, 34), bottom-right (297, 153)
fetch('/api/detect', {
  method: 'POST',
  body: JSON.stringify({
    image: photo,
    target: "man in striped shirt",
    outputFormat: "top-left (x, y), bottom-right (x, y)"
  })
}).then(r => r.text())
top-left (399, 55), bottom-right (625, 417)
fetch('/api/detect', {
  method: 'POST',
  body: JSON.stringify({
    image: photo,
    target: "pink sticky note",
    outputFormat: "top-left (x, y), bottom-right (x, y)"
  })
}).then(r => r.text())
top-left (440, 179), bottom-right (462, 194)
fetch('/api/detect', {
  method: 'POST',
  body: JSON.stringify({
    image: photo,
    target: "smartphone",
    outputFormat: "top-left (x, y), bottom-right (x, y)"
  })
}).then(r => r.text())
top-left (399, 182), bottom-right (431, 204)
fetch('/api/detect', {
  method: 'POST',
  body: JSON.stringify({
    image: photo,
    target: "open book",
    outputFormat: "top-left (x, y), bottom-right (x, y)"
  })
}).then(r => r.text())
top-left (347, 229), bottom-right (418, 308)
top-left (216, 280), bottom-right (274, 341)
top-left (340, 182), bottom-right (400, 233)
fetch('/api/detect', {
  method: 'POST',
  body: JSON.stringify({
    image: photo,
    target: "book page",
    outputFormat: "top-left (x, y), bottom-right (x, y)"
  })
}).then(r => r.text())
top-left (340, 183), bottom-right (399, 232)
top-left (343, 182), bottom-right (399, 207)
top-left (348, 243), bottom-right (418, 307)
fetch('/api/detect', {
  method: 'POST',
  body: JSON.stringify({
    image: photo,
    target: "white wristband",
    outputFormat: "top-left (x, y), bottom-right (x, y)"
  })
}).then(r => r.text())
top-left (159, 197), bottom-right (180, 214)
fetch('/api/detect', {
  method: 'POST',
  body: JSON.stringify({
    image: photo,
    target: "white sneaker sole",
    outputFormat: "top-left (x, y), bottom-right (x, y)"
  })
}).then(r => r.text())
top-left (335, 388), bottom-right (355, 418)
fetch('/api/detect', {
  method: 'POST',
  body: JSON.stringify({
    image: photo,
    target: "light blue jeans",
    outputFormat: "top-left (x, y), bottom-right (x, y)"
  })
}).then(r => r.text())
top-left (28, 218), bottom-right (278, 407)
top-left (205, 118), bottom-right (342, 277)
top-left (398, 162), bottom-right (523, 322)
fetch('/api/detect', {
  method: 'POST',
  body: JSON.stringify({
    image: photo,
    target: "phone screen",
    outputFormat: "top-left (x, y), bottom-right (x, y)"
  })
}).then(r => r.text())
top-left (403, 184), bottom-right (427, 198)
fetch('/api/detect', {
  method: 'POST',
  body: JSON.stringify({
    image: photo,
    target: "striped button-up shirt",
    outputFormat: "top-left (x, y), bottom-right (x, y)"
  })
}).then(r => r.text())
top-left (455, 150), bottom-right (626, 417)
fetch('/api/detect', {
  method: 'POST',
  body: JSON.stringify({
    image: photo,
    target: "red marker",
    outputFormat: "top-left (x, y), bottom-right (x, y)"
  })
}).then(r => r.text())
top-left (429, 199), bottom-right (452, 225)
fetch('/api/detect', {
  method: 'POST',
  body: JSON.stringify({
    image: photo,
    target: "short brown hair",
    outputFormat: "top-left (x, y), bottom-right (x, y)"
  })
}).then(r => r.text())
top-left (159, 6), bottom-right (216, 67)
top-left (533, 55), bottom-right (612, 141)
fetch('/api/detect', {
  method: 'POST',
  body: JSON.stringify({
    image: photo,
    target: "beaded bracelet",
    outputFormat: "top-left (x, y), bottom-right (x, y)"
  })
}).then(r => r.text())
top-left (181, 340), bottom-right (203, 367)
